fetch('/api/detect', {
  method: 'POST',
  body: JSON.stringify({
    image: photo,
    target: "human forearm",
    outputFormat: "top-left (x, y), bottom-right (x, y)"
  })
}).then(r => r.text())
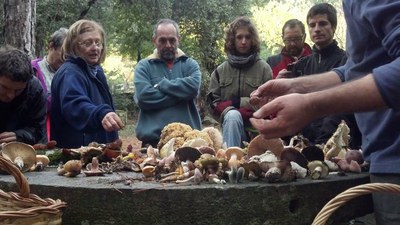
top-left (158, 76), bottom-right (200, 100)
top-left (308, 74), bottom-right (386, 118)
top-left (134, 87), bottom-right (181, 110)
top-left (293, 71), bottom-right (342, 93)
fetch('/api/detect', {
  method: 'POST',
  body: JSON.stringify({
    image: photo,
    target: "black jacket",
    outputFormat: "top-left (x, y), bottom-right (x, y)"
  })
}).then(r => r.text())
top-left (291, 41), bottom-right (361, 149)
top-left (292, 40), bottom-right (347, 76)
top-left (0, 76), bottom-right (47, 145)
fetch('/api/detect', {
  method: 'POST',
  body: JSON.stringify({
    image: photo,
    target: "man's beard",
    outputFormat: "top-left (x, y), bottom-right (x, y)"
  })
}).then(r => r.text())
top-left (160, 48), bottom-right (176, 61)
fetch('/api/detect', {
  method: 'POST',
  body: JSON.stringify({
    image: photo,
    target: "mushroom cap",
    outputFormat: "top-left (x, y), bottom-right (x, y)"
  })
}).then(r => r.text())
top-left (1, 142), bottom-right (36, 172)
top-left (194, 154), bottom-right (220, 170)
top-left (175, 146), bottom-right (202, 162)
top-left (198, 146), bottom-right (216, 155)
top-left (63, 160), bottom-right (82, 175)
top-left (345, 149), bottom-right (364, 164)
top-left (159, 138), bottom-right (176, 159)
top-left (280, 147), bottom-right (308, 169)
top-left (182, 137), bottom-right (209, 148)
top-left (201, 127), bottom-right (223, 150)
top-left (102, 148), bottom-right (121, 160)
top-left (225, 147), bottom-right (246, 160)
top-left (36, 155), bottom-right (50, 167)
top-left (80, 147), bottom-right (103, 165)
top-left (142, 165), bottom-right (156, 177)
top-left (105, 138), bottom-right (123, 150)
top-left (247, 135), bottom-right (284, 158)
top-left (301, 145), bottom-right (324, 162)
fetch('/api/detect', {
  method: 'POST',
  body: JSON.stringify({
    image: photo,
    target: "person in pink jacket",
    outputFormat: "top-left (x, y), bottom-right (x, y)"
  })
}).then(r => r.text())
top-left (32, 27), bottom-right (68, 141)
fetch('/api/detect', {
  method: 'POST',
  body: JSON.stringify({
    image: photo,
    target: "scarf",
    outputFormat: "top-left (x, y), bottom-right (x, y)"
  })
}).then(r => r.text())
top-left (227, 53), bottom-right (258, 69)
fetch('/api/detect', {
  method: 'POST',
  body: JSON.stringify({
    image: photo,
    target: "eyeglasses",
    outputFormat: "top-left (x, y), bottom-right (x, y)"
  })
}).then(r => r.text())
top-left (78, 40), bottom-right (103, 48)
top-left (283, 36), bottom-right (304, 44)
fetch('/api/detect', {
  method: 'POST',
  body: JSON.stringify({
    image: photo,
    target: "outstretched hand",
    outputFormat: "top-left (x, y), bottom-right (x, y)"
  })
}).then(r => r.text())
top-left (249, 78), bottom-right (293, 108)
top-left (250, 93), bottom-right (316, 139)
top-left (102, 112), bottom-right (125, 132)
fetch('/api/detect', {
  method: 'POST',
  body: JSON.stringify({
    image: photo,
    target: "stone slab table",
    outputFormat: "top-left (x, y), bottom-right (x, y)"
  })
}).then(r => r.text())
top-left (0, 169), bottom-right (372, 225)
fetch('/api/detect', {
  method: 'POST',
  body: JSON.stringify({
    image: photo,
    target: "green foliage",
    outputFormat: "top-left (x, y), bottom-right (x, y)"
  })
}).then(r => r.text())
top-left (34, 0), bottom-right (113, 57)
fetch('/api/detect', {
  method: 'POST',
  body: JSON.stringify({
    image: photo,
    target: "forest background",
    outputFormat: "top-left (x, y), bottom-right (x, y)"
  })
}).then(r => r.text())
top-left (0, 0), bottom-right (346, 136)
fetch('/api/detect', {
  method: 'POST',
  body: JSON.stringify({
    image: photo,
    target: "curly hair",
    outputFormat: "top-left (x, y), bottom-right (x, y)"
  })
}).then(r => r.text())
top-left (224, 16), bottom-right (260, 55)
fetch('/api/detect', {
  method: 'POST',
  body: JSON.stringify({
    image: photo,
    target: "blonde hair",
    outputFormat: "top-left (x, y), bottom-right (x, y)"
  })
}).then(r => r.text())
top-left (61, 19), bottom-right (107, 64)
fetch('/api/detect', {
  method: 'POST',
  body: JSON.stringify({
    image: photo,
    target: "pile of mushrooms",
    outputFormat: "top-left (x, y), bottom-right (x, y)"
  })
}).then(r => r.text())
top-left (40, 120), bottom-right (367, 183)
top-left (115, 120), bottom-right (366, 184)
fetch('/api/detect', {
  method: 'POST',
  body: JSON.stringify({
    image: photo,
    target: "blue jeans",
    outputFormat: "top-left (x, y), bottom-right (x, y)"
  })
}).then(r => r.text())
top-left (222, 110), bottom-right (248, 147)
top-left (370, 173), bottom-right (400, 225)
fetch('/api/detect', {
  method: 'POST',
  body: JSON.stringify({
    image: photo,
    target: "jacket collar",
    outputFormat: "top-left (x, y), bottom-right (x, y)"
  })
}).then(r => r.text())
top-left (312, 40), bottom-right (340, 55)
top-left (147, 48), bottom-right (186, 61)
top-left (66, 56), bottom-right (100, 78)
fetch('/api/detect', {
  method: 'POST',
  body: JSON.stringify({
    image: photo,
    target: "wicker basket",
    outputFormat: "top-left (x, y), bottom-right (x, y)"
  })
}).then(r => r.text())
top-left (313, 182), bottom-right (400, 225)
top-left (0, 156), bottom-right (67, 225)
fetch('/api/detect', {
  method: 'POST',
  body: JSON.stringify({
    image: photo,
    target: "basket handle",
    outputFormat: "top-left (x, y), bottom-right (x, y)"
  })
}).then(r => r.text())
top-left (313, 182), bottom-right (400, 225)
top-left (0, 156), bottom-right (30, 198)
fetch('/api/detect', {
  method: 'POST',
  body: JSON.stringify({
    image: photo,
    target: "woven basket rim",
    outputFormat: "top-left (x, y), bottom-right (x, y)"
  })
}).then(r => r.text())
top-left (312, 182), bottom-right (400, 225)
top-left (0, 155), bottom-right (67, 222)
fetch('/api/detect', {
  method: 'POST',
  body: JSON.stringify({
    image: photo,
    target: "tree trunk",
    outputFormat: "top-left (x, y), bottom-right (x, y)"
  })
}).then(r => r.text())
top-left (4, 0), bottom-right (36, 58)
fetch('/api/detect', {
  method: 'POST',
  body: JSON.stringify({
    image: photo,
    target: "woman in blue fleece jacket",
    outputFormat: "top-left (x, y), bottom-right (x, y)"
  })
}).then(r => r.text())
top-left (51, 20), bottom-right (124, 148)
top-left (249, 1), bottom-right (400, 224)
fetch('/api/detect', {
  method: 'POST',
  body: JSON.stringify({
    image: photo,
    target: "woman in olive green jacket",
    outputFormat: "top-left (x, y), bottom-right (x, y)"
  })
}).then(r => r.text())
top-left (207, 16), bottom-right (272, 147)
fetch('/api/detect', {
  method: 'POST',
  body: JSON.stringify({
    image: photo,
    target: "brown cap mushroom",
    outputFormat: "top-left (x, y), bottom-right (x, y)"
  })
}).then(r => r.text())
top-left (175, 146), bottom-right (202, 162)
top-left (1, 142), bottom-right (36, 172)
top-left (280, 147), bottom-right (308, 169)
top-left (301, 145), bottom-right (324, 162)
top-left (225, 147), bottom-right (245, 160)
top-left (142, 165), bottom-right (156, 178)
top-left (198, 146), bottom-right (216, 156)
top-left (58, 160), bottom-right (82, 177)
top-left (247, 135), bottom-right (284, 158)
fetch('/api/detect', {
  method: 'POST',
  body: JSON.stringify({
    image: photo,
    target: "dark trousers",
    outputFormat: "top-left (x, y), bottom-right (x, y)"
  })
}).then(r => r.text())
top-left (370, 173), bottom-right (400, 225)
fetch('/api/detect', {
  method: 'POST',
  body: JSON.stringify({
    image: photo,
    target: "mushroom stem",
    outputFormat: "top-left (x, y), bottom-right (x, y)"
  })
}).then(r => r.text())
top-left (176, 176), bottom-right (195, 184)
top-left (311, 166), bottom-right (322, 179)
top-left (208, 174), bottom-right (226, 184)
top-left (159, 175), bottom-right (178, 182)
top-left (177, 170), bottom-right (195, 180)
top-left (159, 171), bottom-right (178, 178)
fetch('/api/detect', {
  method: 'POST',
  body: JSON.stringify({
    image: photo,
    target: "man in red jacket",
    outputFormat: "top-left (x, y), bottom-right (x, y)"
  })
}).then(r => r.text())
top-left (267, 19), bottom-right (312, 79)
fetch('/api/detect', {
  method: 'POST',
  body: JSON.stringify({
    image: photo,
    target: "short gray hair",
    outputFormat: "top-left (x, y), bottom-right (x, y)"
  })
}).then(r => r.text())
top-left (152, 19), bottom-right (180, 38)
top-left (49, 27), bottom-right (68, 48)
